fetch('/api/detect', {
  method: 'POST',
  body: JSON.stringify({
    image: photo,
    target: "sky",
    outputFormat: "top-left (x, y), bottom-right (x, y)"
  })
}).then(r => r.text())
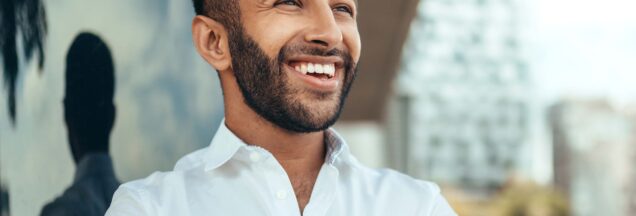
top-left (523, 0), bottom-right (636, 107)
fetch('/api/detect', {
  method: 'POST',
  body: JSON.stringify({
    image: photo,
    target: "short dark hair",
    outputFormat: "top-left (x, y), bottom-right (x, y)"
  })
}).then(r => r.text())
top-left (191, 0), bottom-right (240, 29)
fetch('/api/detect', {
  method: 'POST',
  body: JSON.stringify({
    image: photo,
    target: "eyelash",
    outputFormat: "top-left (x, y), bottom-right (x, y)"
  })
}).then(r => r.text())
top-left (274, 0), bottom-right (302, 7)
top-left (274, 0), bottom-right (354, 16)
top-left (333, 5), bottom-right (354, 16)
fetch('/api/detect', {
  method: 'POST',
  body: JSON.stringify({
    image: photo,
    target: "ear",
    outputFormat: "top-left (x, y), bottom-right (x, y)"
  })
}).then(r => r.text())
top-left (192, 15), bottom-right (232, 72)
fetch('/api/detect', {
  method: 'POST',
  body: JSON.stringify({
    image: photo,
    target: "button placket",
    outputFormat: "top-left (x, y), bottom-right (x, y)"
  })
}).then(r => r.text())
top-left (250, 149), bottom-right (299, 216)
top-left (302, 164), bottom-right (339, 216)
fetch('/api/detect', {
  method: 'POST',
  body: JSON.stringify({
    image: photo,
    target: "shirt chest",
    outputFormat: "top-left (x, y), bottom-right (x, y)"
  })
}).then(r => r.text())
top-left (159, 160), bottom-right (342, 216)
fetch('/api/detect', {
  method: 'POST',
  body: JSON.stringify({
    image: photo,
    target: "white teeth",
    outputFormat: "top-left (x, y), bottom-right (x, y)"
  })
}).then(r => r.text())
top-left (325, 64), bottom-right (335, 77)
top-left (315, 64), bottom-right (324, 73)
top-left (307, 63), bottom-right (315, 73)
top-left (292, 62), bottom-right (335, 78)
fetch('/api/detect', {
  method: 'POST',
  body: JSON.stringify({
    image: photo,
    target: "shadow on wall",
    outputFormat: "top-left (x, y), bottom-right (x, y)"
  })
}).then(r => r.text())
top-left (39, 32), bottom-right (120, 216)
top-left (1, 184), bottom-right (9, 216)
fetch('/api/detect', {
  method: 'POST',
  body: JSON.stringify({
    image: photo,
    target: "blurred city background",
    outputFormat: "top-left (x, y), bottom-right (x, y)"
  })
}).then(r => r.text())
top-left (1, 0), bottom-right (635, 215)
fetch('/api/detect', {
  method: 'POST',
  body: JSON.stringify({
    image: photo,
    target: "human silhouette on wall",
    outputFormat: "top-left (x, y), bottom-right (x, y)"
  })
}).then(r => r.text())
top-left (0, 184), bottom-right (9, 216)
top-left (40, 32), bottom-right (120, 216)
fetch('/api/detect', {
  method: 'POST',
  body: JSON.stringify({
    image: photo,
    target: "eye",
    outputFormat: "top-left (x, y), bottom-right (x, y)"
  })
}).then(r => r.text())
top-left (274, 0), bottom-right (302, 8)
top-left (333, 4), bottom-right (354, 16)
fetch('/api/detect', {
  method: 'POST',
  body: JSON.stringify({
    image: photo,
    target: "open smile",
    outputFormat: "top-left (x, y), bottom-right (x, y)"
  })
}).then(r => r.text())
top-left (284, 56), bottom-right (344, 92)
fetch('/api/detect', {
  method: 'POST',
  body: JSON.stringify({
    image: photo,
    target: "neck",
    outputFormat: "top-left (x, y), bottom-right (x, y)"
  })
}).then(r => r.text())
top-left (221, 72), bottom-right (326, 172)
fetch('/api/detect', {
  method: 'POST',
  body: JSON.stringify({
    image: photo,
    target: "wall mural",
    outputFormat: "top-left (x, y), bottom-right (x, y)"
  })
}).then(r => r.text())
top-left (0, 1), bottom-right (225, 215)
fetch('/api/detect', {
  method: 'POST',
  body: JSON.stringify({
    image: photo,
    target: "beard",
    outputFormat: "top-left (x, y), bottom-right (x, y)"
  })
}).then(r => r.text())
top-left (227, 26), bottom-right (357, 133)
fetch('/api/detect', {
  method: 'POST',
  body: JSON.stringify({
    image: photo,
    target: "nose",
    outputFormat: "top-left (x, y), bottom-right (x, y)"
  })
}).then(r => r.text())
top-left (303, 8), bottom-right (343, 51)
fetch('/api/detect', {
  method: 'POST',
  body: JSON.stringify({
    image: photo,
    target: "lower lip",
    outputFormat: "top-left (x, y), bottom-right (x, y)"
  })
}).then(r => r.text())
top-left (285, 64), bottom-right (339, 91)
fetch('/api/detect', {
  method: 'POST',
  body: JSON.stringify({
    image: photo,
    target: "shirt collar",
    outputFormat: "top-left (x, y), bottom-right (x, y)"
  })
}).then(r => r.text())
top-left (323, 128), bottom-right (351, 166)
top-left (203, 119), bottom-right (246, 171)
top-left (203, 119), bottom-right (352, 171)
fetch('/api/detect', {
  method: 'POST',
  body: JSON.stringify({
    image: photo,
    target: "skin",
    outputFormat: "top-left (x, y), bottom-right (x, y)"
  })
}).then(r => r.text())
top-left (191, 0), bottom-right (361, 213)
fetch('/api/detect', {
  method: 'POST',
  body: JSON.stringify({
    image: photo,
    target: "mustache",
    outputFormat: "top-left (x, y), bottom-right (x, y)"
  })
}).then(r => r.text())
top-left (277, 44), bottom-right (352, 65)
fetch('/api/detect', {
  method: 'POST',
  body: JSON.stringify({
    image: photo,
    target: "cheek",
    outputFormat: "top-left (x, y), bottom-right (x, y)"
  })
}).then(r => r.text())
top-left (343, 26), bottom-right (362, 62)
top-left (244, 17), bottom-right (302, 58)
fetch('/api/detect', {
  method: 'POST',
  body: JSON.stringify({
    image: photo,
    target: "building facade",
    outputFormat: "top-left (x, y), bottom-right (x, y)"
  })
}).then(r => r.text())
top-left (388, 0), bottom-right (530, 194)
top-left (550, 100), bottom-right (636, 216)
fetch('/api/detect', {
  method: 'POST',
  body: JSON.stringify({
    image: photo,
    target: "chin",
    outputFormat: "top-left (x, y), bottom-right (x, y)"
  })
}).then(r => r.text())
top-left (300, 105), bottom-right (341, 129)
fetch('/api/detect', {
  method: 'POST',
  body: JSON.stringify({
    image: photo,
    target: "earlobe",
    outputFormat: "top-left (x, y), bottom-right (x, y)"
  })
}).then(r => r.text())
top-left (192, 16), bottom-right (232, 71)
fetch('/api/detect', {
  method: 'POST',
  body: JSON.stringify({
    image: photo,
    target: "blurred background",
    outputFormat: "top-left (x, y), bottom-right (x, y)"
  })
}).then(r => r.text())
top-left (1, 0), bottom-right (635, 215)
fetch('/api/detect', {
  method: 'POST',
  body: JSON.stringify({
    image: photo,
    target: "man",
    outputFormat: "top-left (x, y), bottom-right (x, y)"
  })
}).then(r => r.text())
top-left (41, 32), bottom-right (120, 216)
top-left (107, 0), bottom-right (456, 215)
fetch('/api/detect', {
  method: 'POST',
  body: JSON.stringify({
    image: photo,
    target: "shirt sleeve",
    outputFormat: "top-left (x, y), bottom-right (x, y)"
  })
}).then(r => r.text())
top-left (417, 182), bottom-right (458, 216)
top-left (105, 186), bottom-right (153, 216)
top-left (428, 192), bottom-right (457, 216)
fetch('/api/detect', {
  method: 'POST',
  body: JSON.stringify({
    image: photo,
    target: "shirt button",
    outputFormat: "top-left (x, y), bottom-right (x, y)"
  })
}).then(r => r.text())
top-left (276, 190), bottom-right (288, 200)
top-left (249, 152), bottom-right (261, 162)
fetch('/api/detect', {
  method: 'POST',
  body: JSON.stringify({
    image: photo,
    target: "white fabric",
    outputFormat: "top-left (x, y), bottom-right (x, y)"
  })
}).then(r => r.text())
top-left (106, 120), bottom-right (457, 216)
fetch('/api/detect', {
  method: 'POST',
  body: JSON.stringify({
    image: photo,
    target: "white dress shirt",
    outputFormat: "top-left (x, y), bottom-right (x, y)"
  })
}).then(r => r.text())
top-left (106, 120), bottom-right (457, 216)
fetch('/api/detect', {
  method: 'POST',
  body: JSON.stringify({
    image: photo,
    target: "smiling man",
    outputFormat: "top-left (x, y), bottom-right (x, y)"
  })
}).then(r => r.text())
top-left (106, 0), bottom-right (456, 215)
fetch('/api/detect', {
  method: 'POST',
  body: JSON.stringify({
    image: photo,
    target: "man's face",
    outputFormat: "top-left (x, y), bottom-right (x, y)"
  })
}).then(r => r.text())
top-left (228, 0), bottom-right (361, 133)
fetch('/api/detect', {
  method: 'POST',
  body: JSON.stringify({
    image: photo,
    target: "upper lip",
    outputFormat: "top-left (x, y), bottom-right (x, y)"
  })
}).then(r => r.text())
top-left (284, 55), bottom-right (345, 69)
